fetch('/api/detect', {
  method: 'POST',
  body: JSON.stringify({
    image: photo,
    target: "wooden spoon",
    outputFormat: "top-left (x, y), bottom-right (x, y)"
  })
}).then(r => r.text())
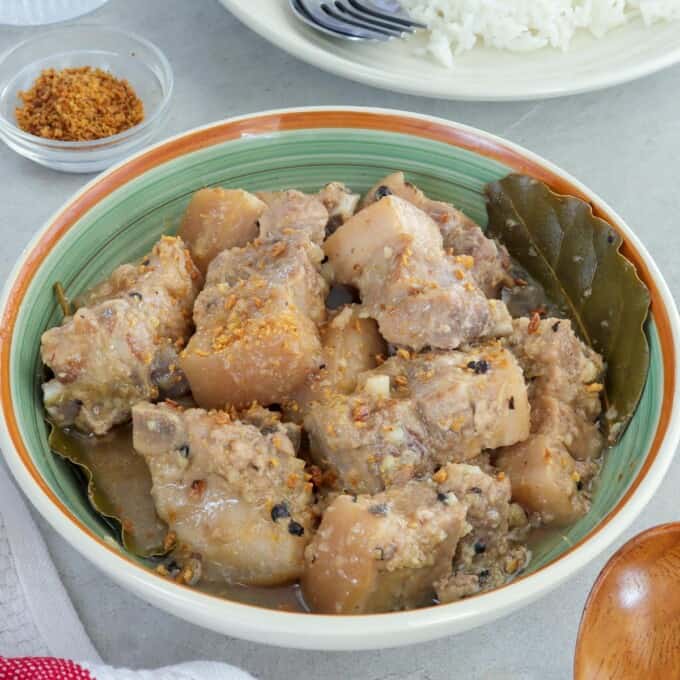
top-left (574, 523), bottom-right (680, 679)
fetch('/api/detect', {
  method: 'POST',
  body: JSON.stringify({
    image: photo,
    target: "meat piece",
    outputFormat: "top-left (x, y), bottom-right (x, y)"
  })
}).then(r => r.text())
top-left (401, 348), bottom-right (530, 457)
top-left (495, 317), bottom-right (605, 525)
top-left (304, 345), bottom-right (530, 494)
top-left (258, 183), bottom-right (359, 238)
top-left (178, 187), bottom-right (266, 274)
top-left (302, 477), bottom-right (469, 613)
top-left (132, 402), bottom-right (313, 586)
top-left (180, 236), bottom-right (327, 409)
top-left (435, 464), bottom-right (529, 603)
top-left (530, 394), bottom-right (603, 462)
top-left (149, 343), bottom-right (191, 400)
top-left (367, 248), bottom-right (512, 351)
top-left (324, 195), bottom-right (511, 351)
top-left (506, 317), bottom-right (604, 418)
top-left (495, 435), bottom-right (589, 526)
top-left (204, 235), bottom-right (327, 325)
top-left (325, 194), bottom-right (442, 280)
top-left (446, 232), bottom-right (512, 299)
top-left (306, 395), bottom-right (425, 494)
top-left (181, 289), bottom-right (323, 410)
top-left (43, 301), bottom-right (162, 434)
top-left (42, 236), bottom-right (201, 434)
top-left (316, 182), bottom-right (360, 233)
top-left (362, 173), bottom-right (512, 297)
top-left (238, 403), bottom-right (302, 454)
top-left (258, 190), bottom-right (328, 245)
top-left (361, 172), bottom-right (476, 229)
top-left (75, 235), bottom-right (200, 341)
top-left (318, 306), bottom-right (385, 394)
top-left (284, 304), bottom-right (386, 423)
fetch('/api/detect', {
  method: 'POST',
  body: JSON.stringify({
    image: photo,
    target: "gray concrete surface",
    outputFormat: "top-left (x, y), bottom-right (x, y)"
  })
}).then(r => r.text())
top-left (1, 1), bottom-right (679, 677)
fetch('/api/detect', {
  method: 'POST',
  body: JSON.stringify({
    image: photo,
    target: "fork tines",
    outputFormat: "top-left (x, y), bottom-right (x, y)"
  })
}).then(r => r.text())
top-left (290, 0), bottom-right (425, 41)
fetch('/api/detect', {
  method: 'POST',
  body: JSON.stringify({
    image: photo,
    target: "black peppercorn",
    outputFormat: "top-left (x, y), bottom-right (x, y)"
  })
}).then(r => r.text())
top-left (178, 444), bottom-right (190, 458)
top-left (271, 502), bottom-right (290, 522)
top-left (467, 360), bottom-right (489, 374)
top-left (288, 520), bottom-right (304, 536)
top-left (326, 214), bottom-right (344, 235)
top-left (474, 540), bottom-right (487, 555)
top-left (166, 560), bottom-right (181, 577)
top-left (368, 503), bottom-right (389, 516)
top-left (375, 185), bottom-right (392, 200)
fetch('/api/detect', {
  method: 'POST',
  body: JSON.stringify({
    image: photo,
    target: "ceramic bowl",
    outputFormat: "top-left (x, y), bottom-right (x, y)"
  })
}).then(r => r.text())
top-left (1, 107), bottom-right (678, 650)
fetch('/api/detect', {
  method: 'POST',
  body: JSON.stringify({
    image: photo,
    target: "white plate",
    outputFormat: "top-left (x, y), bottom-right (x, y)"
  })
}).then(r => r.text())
top-left (219, 0), bottom-right (680, 101)
top-left (0, 0), bottom-right (109, 25)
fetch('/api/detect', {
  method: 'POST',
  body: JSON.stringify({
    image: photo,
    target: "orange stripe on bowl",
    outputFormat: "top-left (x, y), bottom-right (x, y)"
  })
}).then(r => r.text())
top-left (0, 109), bottom-right (675, 613)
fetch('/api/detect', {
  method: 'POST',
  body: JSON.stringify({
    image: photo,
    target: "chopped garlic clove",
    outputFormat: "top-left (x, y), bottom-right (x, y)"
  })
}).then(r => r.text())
top-left (365, 374), bottom-right (390, 399)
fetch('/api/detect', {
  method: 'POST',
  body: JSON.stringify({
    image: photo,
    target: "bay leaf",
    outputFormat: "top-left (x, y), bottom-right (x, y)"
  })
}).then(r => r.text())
top-left (485, 174), bottom-right (650, 443)
top-left (49, 423), bottom-right (169, 557)
top-left (53, 282), bottom-right (72, 317)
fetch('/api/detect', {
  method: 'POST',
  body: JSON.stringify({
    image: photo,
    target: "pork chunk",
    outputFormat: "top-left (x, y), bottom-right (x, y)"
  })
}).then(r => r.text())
top-left (363, 173), bottom-right (512, 297)
top-left (316, 182), bottom-right (360, 233)
top-left (258, 189), bottom-right (328, 245)
top-left (180, 236), bottom-right (327, 409)
top-left (435, 464), bottom-right (529, 602)
top-left (284, 304), bottom-right (386, 422)
top-left (530, 394), bottom-right (603, 462)
top-left (204, 235), bottom-right (327, 324)
top-left (495, 318), bottom-right (605, 526)
top-left (181, 288), bottom-right (323, 410)
top-left (74, 235), bottom-right (200, 341)
top-left (42, 236), bottom-right (201, 434)
top-left (366, 251), bottom-right (512, 352)
top-left (132, 402), bottom-right (313, 586)
top-left (325, 194), bottom-right (442, 281)
top-left (495, 435), bottom-right (589, 526)
top-left (178, 187), bottom-right (266, 274)
top-left (318, 306), bottom-right (386, 394)
top-left (506, 317), bottom-right (604, 416)
top-left (324, 196), bottom-right (511, 351)
top-left (304, 345), bottom-right (530, 494)
top-left (302, 478), bottom-right (469, 613)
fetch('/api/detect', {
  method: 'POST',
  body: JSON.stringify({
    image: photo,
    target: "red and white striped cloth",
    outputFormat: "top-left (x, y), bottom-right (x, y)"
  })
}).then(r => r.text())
top-left (0, 657), bottom-right (254, 679)
top-left (0, 657), bottom-right (92, 679)
top-left (0, 465), bottom-right (252, 680)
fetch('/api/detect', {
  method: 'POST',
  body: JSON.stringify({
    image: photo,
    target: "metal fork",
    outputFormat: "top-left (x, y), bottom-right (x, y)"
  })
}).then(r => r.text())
top-left (290, 0), bottom-right (425, 41)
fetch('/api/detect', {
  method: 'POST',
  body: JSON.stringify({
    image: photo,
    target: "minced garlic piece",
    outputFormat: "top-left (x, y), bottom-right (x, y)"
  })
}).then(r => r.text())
top-left (365, 374), bottom-right (390, 399)
top-left (432, 468), bottom-right (448, 484)
top-left (385, 426), bottom-right (405, 445)
top-left (330, 305), bottom-right (354, 330)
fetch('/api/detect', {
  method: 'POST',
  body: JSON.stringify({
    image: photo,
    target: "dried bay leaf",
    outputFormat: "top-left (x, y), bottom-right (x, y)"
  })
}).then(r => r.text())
top-left (486, 174), bottom-right (650, 442)
top-left (49, 422), bottom-right (169, 557)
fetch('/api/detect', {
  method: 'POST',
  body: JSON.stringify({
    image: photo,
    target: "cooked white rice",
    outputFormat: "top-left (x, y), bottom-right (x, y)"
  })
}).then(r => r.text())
top-left (400, 0), bottom-right (680, 66)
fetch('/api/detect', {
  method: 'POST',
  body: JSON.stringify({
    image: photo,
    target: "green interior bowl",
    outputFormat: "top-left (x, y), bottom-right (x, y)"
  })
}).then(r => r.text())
top-left (4, 116), bottom-right (669, 619)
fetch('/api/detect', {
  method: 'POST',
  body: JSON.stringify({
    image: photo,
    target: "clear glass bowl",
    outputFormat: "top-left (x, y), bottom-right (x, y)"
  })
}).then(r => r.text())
top-left (0, 25), bottom-right (173, 173)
